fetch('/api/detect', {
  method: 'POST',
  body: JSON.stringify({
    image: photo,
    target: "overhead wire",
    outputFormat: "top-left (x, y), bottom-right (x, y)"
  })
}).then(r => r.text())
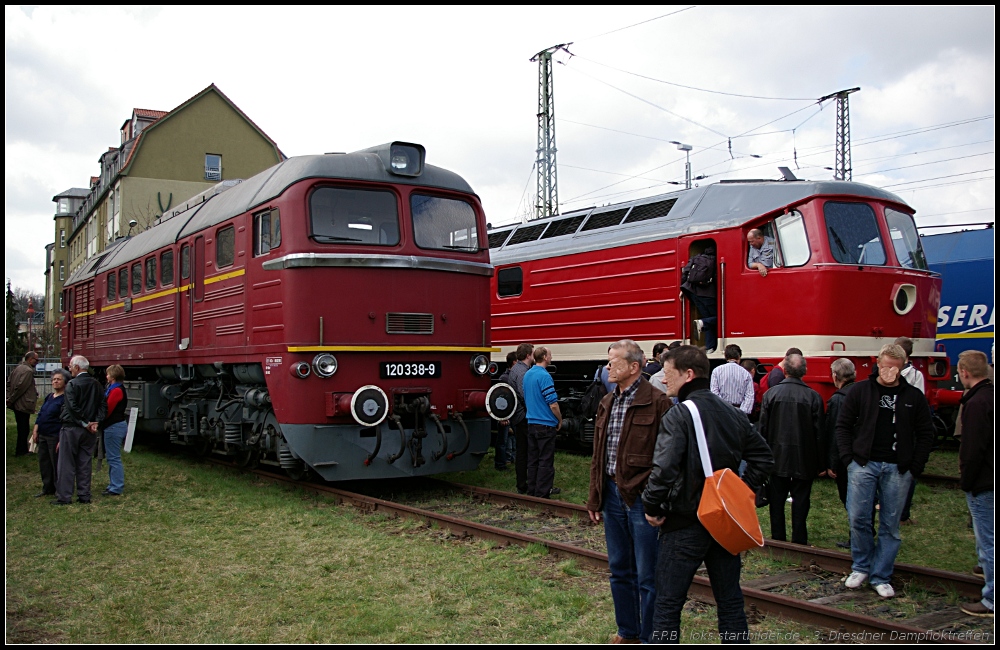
top-left (576, 6), bottom-right (697, 42)
top-left (882, 169), bottom-right (994, 188)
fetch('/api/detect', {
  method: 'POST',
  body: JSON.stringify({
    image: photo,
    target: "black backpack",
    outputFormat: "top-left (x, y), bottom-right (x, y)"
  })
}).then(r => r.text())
top-left (686, 253), bottom-right (715, 285)
top-left (578, 368), bottom-right (608, 419)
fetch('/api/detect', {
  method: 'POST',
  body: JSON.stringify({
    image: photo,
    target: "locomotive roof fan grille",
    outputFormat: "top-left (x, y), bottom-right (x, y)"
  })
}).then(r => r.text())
top-left (387, 312), bottom-right (434, 335)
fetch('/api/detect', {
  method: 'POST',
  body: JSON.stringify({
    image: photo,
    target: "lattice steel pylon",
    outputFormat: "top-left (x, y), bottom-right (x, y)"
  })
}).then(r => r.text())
top-left (821, 87), bottom-right (860, 181)
top-left (530, 44), bottom-right (571, 220)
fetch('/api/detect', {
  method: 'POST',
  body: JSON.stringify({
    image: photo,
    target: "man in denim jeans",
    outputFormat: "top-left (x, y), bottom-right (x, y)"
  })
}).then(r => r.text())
top-left (956, 350), bottom-right (993, 618)
top-left (587, 340), bottom-right (670, 643)
top-left (835, 343), bottom-right (934, 598)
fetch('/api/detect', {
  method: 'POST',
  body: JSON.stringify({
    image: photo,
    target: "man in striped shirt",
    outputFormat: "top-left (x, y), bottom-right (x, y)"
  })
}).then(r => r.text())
top-left (710, 344), bottom-right (755, 414)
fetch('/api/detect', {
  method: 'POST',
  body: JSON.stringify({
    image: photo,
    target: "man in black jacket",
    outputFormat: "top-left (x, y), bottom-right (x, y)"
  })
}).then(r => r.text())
top-left (824, 358), bottom-right (856, 548)
top-left (956, 350), bottom-right (993, 618)
top-left (759, 353), bottom-right (824, 545)
top-left (642, 346), bottom-right (773, 642)
top-left (835, 343), bottom-right (934, 599)
top-left (54, 355), bottom-right (107, 505)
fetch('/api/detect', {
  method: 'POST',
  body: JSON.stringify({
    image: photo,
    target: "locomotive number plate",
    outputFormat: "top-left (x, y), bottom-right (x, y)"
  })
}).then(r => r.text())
top-left (380, 361), bottom-right (442, 379)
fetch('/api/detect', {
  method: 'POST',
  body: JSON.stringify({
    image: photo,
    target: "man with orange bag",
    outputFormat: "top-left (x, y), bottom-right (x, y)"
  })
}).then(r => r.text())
top-left (642, 346), bottom-right (773, 643)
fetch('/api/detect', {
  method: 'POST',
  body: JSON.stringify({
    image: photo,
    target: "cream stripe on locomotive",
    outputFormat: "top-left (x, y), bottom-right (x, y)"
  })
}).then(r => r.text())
top-left (491, 335), bottom-right (945, 362)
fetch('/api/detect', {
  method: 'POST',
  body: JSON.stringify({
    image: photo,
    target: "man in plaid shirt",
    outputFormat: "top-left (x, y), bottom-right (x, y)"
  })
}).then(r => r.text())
top-left (587, 339), bottom-right (671, 643)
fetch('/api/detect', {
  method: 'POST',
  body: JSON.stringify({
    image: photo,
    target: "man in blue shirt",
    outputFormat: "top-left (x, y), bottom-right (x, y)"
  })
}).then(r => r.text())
top-left (747, 228), bottom-right (775, 277)
top-left (523, 346), bottom-right (562, 498)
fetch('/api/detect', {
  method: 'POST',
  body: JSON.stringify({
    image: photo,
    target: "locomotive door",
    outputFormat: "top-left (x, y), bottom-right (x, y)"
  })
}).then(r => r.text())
top-left (680, 237), bottom-right (718, 353)
top-left (178, 237), bottom-right (205, 350)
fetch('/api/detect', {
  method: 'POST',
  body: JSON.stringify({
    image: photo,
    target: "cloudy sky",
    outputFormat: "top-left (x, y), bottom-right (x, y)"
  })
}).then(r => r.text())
top-left (5, 5), bottom-right (995, 296)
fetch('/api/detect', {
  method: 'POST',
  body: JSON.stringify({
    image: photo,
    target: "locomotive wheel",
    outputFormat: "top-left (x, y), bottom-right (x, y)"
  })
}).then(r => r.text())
top-left (285, 461), bottom-right (309, 481)
top-left (235, 448), bottom-right (258, 469)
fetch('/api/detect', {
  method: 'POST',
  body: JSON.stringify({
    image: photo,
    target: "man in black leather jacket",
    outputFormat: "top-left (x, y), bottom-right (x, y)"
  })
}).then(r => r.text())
top-left (759, 353), bottom-right (825, 545)
top-left (54, 355), bottom-right (107, 505)
top-left (642, 346), bottom-right (773, 643)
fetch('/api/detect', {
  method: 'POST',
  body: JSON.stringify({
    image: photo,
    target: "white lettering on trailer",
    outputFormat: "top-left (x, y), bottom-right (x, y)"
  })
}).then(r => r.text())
top-left (938, 304), bottom-right (993, 328)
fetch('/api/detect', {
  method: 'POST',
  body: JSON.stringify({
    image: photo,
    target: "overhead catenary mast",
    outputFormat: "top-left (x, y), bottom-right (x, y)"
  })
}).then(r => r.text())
top-left (530, 44), bottom-right (572, 220)
top-left (820, 87), bottom-right (860, 181)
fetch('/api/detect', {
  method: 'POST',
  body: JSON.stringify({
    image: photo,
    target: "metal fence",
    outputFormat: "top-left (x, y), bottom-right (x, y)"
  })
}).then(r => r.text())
top-left (5, 358), bottom-right (64, 400)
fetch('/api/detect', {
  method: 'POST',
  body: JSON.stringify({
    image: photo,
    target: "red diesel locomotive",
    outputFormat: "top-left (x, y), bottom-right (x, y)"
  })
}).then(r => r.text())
top-left (487, 178), bottom-right (951, 444)
top-left (62, 142), bottom-right (516, 480)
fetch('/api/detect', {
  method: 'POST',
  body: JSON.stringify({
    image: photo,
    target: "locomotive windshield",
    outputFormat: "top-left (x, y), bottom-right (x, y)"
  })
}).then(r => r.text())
top-left (411, 194), bottom-right (480, 252)
top-left (310, 187), bottom-right (400, 246)
top-left (824, 202), bottom-right (886, 265)
top-left (885, 208), bottom-right (928, 270)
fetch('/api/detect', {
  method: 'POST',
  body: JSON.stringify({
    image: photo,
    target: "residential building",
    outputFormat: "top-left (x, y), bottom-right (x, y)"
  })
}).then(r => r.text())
top-left (44, 188), bottom-right (89, 326)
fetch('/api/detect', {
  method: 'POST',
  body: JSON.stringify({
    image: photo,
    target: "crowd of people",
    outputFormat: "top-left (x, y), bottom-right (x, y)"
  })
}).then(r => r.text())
top-left (494, 336), bottom-right (993, 641)
top-left (6, 353), bottom-right (130, 505)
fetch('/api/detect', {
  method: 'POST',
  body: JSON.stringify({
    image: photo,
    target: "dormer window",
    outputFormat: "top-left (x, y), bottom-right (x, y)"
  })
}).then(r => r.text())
top-left (205, 154), bottom-right (222, 181)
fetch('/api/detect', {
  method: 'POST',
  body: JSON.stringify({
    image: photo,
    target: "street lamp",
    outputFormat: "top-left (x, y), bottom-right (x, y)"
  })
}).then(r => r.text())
top-left (670, 141), bottom-right (693, 189)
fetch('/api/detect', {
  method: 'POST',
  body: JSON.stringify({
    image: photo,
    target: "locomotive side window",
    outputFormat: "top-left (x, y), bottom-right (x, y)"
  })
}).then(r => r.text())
top-left (145, 257), bottom-right (157, 290)
top-left (310, 188), bottom-right (399, 246)
top-left (253, 209), bottom-right (281, 256)
top-left (216, 225), bottom-right (235, 268)
top-left (131, 263), bottom-right (143, 295)
top-left (885, 208), bottom-right (927, 270)
top-left (774, 210), bottom-right (810, 267)
top-left (411, 195), bottom-right (479, 252)
top-left (497, 266), bottom-right (523, 297)
top-left (118, 267), bottom-right (128, 298)
top-left (161, 250), bottom-right (174, 286)
top-left (181, 245), bottom-right (191, 280)
top-left (107, 272), bottom-right (116, 301)
top-left (824, 202), bottom-right (885, 265)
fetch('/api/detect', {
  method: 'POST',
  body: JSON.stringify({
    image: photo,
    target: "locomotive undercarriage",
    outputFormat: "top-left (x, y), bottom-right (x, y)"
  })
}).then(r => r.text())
top-left (135, 362), bottom-right (493, 481)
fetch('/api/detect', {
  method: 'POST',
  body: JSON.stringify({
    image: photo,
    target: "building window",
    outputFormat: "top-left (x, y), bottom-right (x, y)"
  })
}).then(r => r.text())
top-left (59, 293), bottom-right (64, 313)
top-left (205, 154), bottom-right (222, 181)
top-left (58, 198), bottom-right (69, 213)
top-left (216, 225), bottom-right (235, 268)
top-left (60, 229), bottom-right (66, 248)
top-left (59, 261), bottom-right (65, 281)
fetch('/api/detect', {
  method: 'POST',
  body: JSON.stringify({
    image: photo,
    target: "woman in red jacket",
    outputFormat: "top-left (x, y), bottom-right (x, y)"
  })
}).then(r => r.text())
top-left (100, 365), bottom-right (129, 496)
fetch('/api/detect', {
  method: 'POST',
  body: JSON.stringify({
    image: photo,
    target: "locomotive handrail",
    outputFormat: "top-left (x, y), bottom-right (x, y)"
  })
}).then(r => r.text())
top-left (262, 253), bottom-right (493, 276)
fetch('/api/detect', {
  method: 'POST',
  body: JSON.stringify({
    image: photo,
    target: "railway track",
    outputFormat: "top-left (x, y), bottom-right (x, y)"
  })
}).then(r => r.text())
top-left (216, 461), bottom-right (989, 644)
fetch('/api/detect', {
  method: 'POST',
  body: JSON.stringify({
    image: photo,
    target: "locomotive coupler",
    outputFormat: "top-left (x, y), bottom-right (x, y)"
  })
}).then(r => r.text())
top-left (429, 414), bottom-right (448, 461)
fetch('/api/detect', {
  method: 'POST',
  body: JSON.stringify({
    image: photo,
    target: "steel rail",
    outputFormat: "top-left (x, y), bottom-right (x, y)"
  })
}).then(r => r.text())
top-left (432, 479), bottom-right (986, 600)
top-left (233, 467), bottom-right (974, 643)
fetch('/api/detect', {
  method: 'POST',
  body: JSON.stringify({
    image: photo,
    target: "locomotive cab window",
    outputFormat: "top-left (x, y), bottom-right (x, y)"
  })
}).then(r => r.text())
top-left (885, 208), bottom-right (927, 269)
top-left (497, 266), bottom-right (523, 297)
top-left (161, 250), bottom-right (174, 286)
top-left (254, 209), bottom-right (281, 256)
top-left (310, 187), bottom-right (399, 246)
top-left (773, 210), bottom-right (810, 267)
top-left (145, 257), bottom-right (157, 290)
top-left (411, 194), bottom-right (479, 252)
top-left (131, 263), bottom-right (142, 295)
top-left (824, 202), bottom-right (885, 265)
top-left (216, 225), bottom-right (235, 268)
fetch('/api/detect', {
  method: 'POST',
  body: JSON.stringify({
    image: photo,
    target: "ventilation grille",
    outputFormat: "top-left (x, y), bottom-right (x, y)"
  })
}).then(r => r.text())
top-left (506, 223), bottom-right (547, 246)
top-left (581, 208), bottom-right (629, 232)
top-left (488, 229), bottom-right (513, 249)
top-left (541, 215), bottom-right (586, 239)
top-left (387, 313), bottom-right (434, 335)
top-left (623, 198), bottom-right (677, 224)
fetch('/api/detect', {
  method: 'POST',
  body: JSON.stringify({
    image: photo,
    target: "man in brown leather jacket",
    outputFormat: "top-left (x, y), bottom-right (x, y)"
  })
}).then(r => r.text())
top-left (587, 339), bottom-right (670, 644)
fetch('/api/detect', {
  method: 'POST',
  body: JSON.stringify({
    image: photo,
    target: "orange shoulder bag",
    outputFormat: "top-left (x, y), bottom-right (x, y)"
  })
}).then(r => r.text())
top-left (683, 400), bottom-right (764, 555)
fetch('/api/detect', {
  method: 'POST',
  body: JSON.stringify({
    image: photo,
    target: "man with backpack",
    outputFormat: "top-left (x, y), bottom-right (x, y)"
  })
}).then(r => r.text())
top-left (680, 247), bottom-right (717, 353)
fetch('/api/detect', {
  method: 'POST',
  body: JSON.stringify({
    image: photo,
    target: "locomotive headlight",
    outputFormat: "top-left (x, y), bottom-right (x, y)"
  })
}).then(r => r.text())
top-left (891, 283), bottom-right (917, 315)
top-left (291, 362), bottom-right (311, 379)
top-left (470, 354), bottom-right (490, 376)
top-left (387, 143), bottom-right (424, 177)
top-left (313, 353), bottom-right (338, 378)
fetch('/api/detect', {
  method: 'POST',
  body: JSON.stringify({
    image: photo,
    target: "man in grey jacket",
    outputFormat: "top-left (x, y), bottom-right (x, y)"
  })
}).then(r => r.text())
top-left (54, 355), bottom-right (107, 505)
top-left (6, 351), bottom-right (39, 456)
